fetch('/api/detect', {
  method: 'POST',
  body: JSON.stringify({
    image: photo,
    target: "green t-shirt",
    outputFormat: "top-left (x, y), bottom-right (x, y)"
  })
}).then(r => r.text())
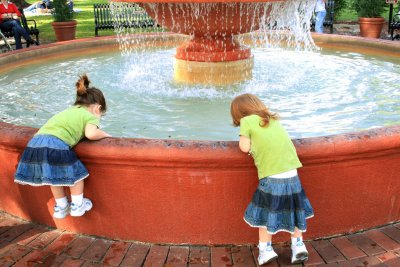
top-left (37, 105), bottom-right (100, 147)
top-left (239, 114), bottom-right (302, 179)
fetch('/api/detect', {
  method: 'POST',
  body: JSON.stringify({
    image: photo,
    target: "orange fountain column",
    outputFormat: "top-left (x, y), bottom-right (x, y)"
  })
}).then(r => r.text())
top-left (174, 36), bottom-right (254, 85)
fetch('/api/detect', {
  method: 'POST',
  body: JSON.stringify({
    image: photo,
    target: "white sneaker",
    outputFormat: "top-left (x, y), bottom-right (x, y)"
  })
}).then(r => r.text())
top-left (70, 198), bottom-right (93, 217)
top-left (291, 238), bottom-right (308, 264)
top-left (258, 245), bottom-right (278, 265)
top-left (53, 203), bottom-right (70, 219)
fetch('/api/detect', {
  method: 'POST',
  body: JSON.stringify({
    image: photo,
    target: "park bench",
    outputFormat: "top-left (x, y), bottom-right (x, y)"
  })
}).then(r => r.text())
top-left (0, 29), bottom-right (12, 52)
top-left (94, 3), bottom-right (156, 37)
top-left (311, 0), bottom-right (335, 34)
top-left (388, 3), bottom-right (400, 40)
top-left (1, 8), bottom-right (40, 49)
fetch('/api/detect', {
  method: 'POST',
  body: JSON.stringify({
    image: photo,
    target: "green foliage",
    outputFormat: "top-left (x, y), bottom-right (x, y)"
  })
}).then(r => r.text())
top-left (350, 0), bottom-right (388, 18)
top-left (333, 0), bottom-right (349, 18)
top-left (52, 0), bottom-right (74, 22)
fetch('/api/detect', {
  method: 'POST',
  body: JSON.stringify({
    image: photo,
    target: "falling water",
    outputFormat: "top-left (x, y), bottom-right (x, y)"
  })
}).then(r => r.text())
top-left (110, 0), bottom-right (317, 56)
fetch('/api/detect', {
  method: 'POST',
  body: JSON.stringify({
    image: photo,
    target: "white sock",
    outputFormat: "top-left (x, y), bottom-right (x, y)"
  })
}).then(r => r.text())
top-left (71, 194), bottom-right (83, 206)
top-left (259, 241), bottom-right (272, 250)
top-left (55, 197), bottom-right (68, 208)
top-left (292, 236), bottom-right (303, 244)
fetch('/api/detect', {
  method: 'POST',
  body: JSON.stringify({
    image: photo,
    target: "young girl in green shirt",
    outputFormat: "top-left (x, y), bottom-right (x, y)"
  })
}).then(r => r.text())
top-left (15, 74), bottom-right (111, 219)
top-left (231, 93), bottom-right (314, 265)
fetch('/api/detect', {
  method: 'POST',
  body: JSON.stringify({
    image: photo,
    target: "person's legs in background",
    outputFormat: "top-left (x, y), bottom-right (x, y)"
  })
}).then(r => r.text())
top-left (0, 20), bottom-right (36, 49)
top-left (315, 10), bottom-right (327, 33)
top-left (23, 2), bottom-right (41, 13)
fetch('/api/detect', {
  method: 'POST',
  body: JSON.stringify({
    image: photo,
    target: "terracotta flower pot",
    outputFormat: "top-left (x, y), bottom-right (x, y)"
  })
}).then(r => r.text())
top-left (358, 17), bottom-right (385, 38)
top-left (51, 20), bottom-right (77, 42)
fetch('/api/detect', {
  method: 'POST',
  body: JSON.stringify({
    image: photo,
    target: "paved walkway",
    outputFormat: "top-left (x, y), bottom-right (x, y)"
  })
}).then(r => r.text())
top-left (1, 212), bottom-right (400, 266)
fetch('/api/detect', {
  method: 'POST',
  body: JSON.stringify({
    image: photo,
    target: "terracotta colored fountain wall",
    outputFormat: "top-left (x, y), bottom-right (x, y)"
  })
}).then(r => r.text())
top-left (1, 121), bottom-right (400, 244)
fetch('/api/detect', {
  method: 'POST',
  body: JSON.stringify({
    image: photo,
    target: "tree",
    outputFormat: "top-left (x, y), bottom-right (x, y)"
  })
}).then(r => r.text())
top-left (334, 0), bottom-right (348, 19)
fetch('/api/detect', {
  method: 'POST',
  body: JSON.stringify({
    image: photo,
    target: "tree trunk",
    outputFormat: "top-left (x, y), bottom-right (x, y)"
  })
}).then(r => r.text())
top-left (13, 0), bottom-right (31, 9)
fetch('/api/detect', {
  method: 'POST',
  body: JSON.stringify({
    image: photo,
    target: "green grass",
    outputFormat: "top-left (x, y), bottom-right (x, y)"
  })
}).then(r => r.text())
top-left (26, 0), bottom-right (114, 43)
top-left (336, 9), bottom-right (358, 22)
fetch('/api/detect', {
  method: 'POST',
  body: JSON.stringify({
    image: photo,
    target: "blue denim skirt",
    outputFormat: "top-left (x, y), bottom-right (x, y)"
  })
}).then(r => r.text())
top-left (244, 175), bottom-right (314, 234)
top-left (14, 135), bottom-right (89, 186)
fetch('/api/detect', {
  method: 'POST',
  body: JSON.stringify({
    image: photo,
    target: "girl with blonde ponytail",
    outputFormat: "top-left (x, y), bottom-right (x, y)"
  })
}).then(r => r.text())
top-left (15, 74), bottom-right (111, 219)
top-left (230, 93), bottom-right (314, 265)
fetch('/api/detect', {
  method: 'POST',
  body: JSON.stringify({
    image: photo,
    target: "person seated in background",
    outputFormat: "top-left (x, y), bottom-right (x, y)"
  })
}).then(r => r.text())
top-left (24, 0), bottom-right (53, 14)
top-left (67, 0), bottom-right (73, 12)
top-left (0, 0), bottom-right (38, 49)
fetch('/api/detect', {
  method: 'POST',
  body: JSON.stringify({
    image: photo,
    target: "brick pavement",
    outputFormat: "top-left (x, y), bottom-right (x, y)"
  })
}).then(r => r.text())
top-left (0, 211), bottom-right (400, 266)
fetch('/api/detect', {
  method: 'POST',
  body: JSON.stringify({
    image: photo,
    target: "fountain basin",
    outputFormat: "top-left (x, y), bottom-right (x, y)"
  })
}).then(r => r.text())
top-left (0, 34), bottom-right (399, 244)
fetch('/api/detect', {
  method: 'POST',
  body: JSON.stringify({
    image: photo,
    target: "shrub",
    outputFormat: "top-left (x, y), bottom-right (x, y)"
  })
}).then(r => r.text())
top-left (52, 0), bottom-right (74, 22)
top-left (350, 0), bottom-right (388, 18)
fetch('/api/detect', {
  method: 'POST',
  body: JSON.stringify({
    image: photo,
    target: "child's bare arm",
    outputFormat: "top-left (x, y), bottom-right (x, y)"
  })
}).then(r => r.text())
top-left (239, 135), bottom-right (251, 153)
top-left (85, 124), bottom-right (111, 140)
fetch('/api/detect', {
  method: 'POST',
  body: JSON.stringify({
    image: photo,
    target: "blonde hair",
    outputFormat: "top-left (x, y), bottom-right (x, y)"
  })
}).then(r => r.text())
top-left (230, 93), bottom-right (279, 127)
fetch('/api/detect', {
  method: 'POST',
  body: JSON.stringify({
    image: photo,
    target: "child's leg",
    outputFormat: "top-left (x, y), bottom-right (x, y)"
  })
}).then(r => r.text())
top-left (50, 186), bottom-right (66, 199)
top-left (290, 227), bottom-right (308, 264)
top-left (291, 227), bottom-right (303, 238)
top-left (69, 180), bottom-right (93, 217)
top-left (70, 180), bottom-right (84, 204)
top-left (50, 186), bottom-right (68, 207)
top-left (259, 228), bottom-right (272, 242)
top-left (50, 186), bottom-right (69, 219)
top-left (258, 228), bottom-right (277, 265)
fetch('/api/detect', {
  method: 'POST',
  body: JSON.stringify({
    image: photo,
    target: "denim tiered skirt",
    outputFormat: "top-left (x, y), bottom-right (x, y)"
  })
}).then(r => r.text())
top-left (14, 135), bottom-right (89, 186)
top-left (244, 175), bottom-right (314, 234)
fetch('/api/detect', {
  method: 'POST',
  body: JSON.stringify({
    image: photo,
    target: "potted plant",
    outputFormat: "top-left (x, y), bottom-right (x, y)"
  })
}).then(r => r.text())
top-left (351, 0), bottom-right (388, 38)
top-left (51, 0), bottom-right (77, 41)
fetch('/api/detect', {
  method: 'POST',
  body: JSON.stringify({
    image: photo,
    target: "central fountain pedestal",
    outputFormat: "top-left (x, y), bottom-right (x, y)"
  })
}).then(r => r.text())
top-left (138, 2), bottom-right (272, 85)
top-left (174, 57), bottom-right (253, 85)
top-left (174, 36), bottom-right (253, 85)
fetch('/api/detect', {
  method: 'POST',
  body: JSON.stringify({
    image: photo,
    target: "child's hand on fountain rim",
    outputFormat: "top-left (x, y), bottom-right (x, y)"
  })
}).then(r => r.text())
top-left (85, 124), bottom-right (112, 140)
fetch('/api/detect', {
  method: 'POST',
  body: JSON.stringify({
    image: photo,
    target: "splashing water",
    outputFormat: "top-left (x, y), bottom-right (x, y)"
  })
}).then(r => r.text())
top-left (110, 0), bottom-right (318, 56)
top-left (1, 47), bottom-right (399, 140)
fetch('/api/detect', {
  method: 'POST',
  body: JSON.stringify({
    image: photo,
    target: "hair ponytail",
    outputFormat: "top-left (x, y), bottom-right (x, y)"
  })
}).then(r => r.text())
top-left (74, 74), bottom-right (107, 113)
top-left (76, 74), bottom-right (90, 96)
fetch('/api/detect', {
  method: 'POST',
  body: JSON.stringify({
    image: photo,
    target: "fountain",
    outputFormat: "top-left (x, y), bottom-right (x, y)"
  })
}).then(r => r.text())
top-left (112, 0), bottom-right (316, 85)
top-left (0, 0), bottom-right (399, 245)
